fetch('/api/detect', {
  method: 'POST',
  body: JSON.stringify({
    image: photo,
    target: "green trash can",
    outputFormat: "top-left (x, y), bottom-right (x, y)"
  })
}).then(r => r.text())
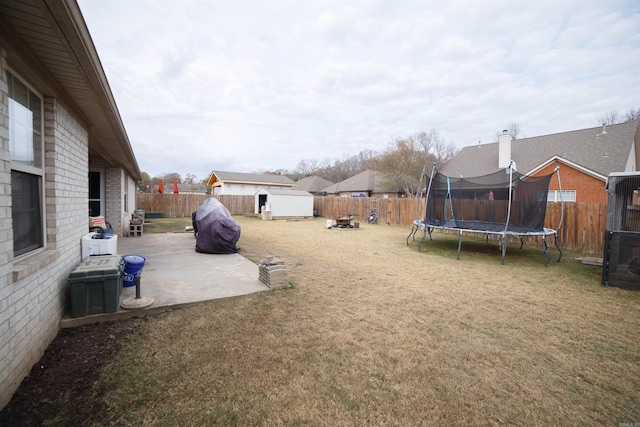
top-left (69, 255), bottom-right (123, 318)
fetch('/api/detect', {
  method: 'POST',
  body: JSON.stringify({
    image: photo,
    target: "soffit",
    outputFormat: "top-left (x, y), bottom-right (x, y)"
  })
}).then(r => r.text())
top-left (0, 0), bottom-right (141, 180)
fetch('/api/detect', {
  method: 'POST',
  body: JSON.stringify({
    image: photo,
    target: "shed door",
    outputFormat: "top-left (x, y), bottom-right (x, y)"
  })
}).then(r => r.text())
top-left (258, 194), bottom-right (268, 211)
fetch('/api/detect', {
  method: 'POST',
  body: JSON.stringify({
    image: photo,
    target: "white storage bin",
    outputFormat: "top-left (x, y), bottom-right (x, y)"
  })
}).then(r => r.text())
top-left (81, 232), bottom-right (118, 260)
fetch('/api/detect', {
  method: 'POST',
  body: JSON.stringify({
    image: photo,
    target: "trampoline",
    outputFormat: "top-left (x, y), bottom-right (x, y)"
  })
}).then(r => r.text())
top-left (407, 162), bottom-right (563, 265)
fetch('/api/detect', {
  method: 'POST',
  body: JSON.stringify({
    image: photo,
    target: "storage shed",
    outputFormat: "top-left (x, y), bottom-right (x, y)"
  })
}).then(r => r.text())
top-left (255, 189), bottom-right (314, 219)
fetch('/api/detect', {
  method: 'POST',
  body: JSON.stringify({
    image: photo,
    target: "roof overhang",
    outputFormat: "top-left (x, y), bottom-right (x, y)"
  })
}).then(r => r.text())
top-left (207, 171), bottom-right (296, 188)
top-left (0, 0), bottom-right (141, 181)
top-left (211, 180), bottom-right (296, 188)
top-left (526, 156), bottom-right (607, 182)
top-left (606, 172), bottom-right (640, 191)
top-left (255, 189), bottom-right (312, 196)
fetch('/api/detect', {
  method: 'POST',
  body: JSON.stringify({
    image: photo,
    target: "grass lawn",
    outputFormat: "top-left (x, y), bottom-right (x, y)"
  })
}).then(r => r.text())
top-left (98, 217), bottom-right (639, 425)
top-left (142, 216), bottom-right (193, 234)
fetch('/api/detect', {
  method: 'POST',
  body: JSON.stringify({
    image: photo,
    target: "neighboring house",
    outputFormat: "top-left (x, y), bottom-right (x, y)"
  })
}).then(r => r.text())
top-left (255, 189), bottom-right (314, 218)
top-left (207, 171), bottom-right (296, 195)
top-left (294, 175), bottom-right (334, 195)
top-left (0, 0), bottom-right (141, 409)
top-left (323, 169), bottom-right (404, 198)
top-left (441, 120), bottom-right (640, 203)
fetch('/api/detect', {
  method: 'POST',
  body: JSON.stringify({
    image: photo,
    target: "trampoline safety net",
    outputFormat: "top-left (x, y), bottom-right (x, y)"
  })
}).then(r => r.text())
top-left (408, 164), bottom-right (562, 265)
top-left (424, 169), bottom-right (553, 233)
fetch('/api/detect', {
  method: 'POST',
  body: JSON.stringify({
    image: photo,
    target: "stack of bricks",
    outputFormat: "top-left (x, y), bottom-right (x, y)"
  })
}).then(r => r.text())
top-left (258, 257), bottom-right (288, 289)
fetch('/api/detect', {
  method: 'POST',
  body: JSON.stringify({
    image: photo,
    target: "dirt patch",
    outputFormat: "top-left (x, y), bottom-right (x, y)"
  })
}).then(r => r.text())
top-left (0, 318), bottom-right (144, 426)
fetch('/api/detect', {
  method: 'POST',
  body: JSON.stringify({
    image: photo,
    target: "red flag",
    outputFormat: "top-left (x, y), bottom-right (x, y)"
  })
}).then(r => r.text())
top-left (158, 178), bottom-right (164, 194)
top-left (173, 181), bottom-right (179, 194)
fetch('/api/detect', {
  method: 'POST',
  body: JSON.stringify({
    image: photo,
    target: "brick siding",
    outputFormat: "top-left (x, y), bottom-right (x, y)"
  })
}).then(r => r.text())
top-left (536, 160), bottom-right (607, 203)
top-left (0, 49), bottom-right (90, 408)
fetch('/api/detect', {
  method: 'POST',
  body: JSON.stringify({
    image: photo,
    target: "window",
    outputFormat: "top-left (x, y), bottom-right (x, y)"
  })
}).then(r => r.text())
top-left (547, 190), bottom-right (576, 203)
top-left (8, 72), bottom-right (44, 256)
top-left (89, 170), bottom-right (103, 216)
top-left (124, 176), bottom-right (129, 212)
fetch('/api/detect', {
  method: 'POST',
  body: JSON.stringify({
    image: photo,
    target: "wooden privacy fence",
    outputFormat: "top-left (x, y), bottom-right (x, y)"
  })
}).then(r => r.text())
top-left (136, 193), bottom-right (607, 254)
top-left (314, 197), bottom-right (607, 254)
top-left (136, 194), bottom-right (255, 218)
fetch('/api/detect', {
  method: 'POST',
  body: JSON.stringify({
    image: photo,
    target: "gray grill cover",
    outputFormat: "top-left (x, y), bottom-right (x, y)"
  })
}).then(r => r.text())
top-left (195, 198), bottom-right (240, 254)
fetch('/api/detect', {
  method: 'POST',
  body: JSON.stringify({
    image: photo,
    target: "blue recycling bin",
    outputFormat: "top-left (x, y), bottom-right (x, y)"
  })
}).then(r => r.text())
top-left (122, 255), bottom-right (146, 287)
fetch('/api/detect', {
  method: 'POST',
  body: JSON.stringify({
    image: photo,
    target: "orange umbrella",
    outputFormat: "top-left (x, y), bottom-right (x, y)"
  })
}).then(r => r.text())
top-left (158, 178), bottom-right (164, 194)
top-left (173, 181), bottom-right (179, 194)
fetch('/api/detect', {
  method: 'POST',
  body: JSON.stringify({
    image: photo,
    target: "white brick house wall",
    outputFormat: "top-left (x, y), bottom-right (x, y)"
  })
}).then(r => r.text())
top-left (0, 2), bottom-right (142, 409)
top-left (0, 45), bottom-right (92, 406)
top-left (105, 167), bottom-right (123, 235)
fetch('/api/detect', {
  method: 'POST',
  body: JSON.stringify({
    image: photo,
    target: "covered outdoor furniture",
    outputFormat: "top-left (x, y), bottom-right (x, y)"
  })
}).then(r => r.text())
top-left (194, 198), bottom-right (241, 254)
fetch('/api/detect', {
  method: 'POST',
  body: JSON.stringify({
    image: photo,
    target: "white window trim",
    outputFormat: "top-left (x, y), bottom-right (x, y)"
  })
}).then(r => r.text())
top-left (548, 189), bottom-right (576, 203)
top-left (8, 69), bottom-right (46, 259)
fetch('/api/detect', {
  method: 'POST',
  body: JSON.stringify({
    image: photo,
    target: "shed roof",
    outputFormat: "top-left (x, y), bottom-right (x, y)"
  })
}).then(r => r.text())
top-left (207, 171), bottom-right (296, 187)
top-left (441, 120), bottom-right (640, 179)
top-left (256, 189), bottom-right (312, 197)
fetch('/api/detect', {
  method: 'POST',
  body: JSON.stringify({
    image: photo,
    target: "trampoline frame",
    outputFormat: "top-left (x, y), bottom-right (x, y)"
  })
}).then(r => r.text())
top-left (406, 162), bottom-right (564, 265)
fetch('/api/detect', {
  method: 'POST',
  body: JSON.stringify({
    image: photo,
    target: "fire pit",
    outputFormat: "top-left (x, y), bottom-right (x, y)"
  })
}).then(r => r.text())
top-left (333, 216), bottom-right (359, 229)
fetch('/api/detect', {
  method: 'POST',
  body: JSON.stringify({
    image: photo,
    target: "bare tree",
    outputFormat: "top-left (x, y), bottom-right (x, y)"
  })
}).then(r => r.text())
top-left (161, 172), bottom-right (182, 185)
top-left (314, 150), bottom-right (377, 183)
top-left (253, 168), bottom-right (287, 175)
top-left (371, 138), bottom-right (425, 196)
top-left (597, 110), bottom-right (620, 126)
top-left (371, 130), bottom-right (455, 196)
top-left (183, 173), bottom-right (198, 185)
top-left (494, 122), bottom-right (523, 141)
top-left (351, 149), bottom-right (377, 171)
top-left (138, 171), bottom-right (152, 193)
top-left (413, 129), bottom-right (457, 166)
top-left (624, 107), bottom-right (640, 122)
top-left (288, 131), bottom-right (454, 189)
top-left (293, 159), bottom-right (320, 177)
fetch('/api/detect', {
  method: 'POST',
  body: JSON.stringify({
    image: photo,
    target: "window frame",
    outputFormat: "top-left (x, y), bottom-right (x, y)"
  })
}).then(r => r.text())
top-left (547, 189), bottom-right (576, 203)
top-left (8, 70), bottom-right (46, 258)
top-left (89, 169), bottom-right (104, 217)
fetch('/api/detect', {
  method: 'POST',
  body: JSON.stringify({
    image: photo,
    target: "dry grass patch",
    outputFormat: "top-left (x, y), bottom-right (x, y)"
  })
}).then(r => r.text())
top-left (99, 217), bottom-right (639, 426)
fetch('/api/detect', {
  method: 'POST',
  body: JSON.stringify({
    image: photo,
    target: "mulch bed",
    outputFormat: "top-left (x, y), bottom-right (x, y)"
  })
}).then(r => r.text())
top-left (0, 318), bottom-right (145, 426)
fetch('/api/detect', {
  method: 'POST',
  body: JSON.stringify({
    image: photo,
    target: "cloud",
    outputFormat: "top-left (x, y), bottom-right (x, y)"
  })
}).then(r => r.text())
top-left (78, 0), bottom-right (640, 180)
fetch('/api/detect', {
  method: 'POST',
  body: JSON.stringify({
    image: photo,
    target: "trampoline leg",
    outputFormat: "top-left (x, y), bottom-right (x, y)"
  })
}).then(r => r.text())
top-left (501, 235), bottom-right (507, 265)
top-left (418, 228), bottom-right (428, 252)
top-left (457, 230), bottom-right (463, 260)
top-left (428, 227), bottom-right (433, 240)
top-left (406, 225), bottom-right (417, 246)
top-left (519, 237), bottom-right (524, 249)
top-left (542, 238), bottom-right (550, 266)
top-left (554, 236), bottom-right (563, 262)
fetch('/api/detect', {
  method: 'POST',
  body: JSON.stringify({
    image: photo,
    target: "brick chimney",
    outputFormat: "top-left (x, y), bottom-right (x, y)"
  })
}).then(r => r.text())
top-left (498, 130), bottom-right (512, 169)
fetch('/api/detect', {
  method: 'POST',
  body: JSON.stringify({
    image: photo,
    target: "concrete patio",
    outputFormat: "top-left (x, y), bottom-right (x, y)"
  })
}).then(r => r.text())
top-left (60, 232), bottom-right (269, 328)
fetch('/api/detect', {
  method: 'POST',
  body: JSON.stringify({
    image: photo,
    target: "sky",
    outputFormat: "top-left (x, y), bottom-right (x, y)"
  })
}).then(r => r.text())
top-left (77, 0), bottom-right (640, 182)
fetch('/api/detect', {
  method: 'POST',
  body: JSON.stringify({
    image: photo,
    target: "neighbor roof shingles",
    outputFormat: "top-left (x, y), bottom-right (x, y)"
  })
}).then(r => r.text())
top-left (441, 120), bottom-right (640, 179)
top-left (295, 176), bottom-right (334, 192)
